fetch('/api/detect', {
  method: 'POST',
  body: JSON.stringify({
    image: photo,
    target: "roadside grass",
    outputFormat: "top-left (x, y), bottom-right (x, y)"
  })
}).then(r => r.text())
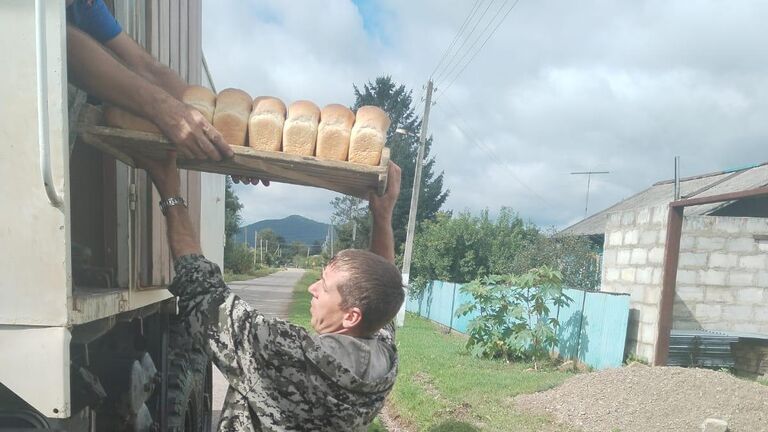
top-left (223, 267), bottom-right (280, 283)
top-left (288, 270), bottom-right (319, 327)
top-left (288, 272), bottom-right (572, 431)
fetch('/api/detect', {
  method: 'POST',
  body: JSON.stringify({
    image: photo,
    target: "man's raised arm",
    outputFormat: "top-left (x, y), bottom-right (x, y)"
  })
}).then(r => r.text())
top-left (369, 163), bottom-right (402, 263)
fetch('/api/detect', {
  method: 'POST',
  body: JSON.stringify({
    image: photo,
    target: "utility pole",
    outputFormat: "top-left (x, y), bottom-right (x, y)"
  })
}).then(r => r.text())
top-left (571, 171), bottom-right (610, 218)
top-left (253, 232), bottom-right (258, 267)
top-left (397, 79), bottom-right (434, 327)
top-left (260, 239), bottom-right (263, 264)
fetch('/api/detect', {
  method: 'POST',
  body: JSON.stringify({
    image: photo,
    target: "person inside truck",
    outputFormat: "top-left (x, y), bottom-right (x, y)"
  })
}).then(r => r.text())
top-left (140, 150), bottom-right (404, 430)
top-left (65, 0), bottom-right (238, 164)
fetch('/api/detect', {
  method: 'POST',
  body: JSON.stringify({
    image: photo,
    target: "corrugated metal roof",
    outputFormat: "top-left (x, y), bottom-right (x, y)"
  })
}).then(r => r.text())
top-left (561, 163), bottom-right (768, 236)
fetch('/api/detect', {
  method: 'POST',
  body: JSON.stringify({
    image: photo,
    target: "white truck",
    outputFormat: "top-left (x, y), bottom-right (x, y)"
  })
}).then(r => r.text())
top-left (0, 1), bottom-right (224, 430)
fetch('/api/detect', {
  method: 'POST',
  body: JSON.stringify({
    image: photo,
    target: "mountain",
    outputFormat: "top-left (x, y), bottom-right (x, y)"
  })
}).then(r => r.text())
top-left (234, 215), bottom-right (329, 248)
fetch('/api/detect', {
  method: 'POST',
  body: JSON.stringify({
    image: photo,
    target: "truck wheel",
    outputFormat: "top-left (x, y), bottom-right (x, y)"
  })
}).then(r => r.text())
top-left (166, 323), bottom-right (212, 432)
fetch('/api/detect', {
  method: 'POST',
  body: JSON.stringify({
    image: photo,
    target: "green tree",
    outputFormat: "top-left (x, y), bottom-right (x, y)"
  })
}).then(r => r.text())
top-left (223, 176), bottom-right (245, 272)
top-left (287, 240), bottom-right (306, 259)
top-left (348, 76), bottom-right (449, 254)
top-left (224, 176), bottom-right (242, 243)
top-left (255, 229), bottom-right (284, 267)
top-left (410, 208), bottom-right (600, 295)
top-left (330, 196), bottom-right (369, 250)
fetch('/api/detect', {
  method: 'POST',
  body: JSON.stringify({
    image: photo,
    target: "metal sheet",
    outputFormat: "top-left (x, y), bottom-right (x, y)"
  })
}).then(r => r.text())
top-left (0, 326), bottom-right (71, 417)
top-left (667, 329), bottom-right (739, 367)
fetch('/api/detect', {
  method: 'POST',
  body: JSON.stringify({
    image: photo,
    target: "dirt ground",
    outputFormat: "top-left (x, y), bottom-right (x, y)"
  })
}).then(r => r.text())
top-left (515, 364), bottom-right (768, 432)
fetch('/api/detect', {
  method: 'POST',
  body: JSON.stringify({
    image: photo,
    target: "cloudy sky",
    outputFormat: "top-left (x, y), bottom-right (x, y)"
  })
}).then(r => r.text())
top-left (202, 0), bottom-right (768, 229)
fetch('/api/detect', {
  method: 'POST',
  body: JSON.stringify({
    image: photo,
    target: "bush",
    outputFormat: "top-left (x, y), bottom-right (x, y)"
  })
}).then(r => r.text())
top-left (455, 266), bottom-right (573, 364)
top-left (224, 243), bottom-right (254, 274)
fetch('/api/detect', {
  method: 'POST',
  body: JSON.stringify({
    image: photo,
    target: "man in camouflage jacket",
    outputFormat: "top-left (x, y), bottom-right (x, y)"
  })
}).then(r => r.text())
top-left (141, 152), bottom-right (404, 431)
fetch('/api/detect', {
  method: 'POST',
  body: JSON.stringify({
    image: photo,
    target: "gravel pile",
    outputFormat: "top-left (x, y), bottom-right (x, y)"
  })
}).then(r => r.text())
top-left (515, 365), bottom-right (768, 432)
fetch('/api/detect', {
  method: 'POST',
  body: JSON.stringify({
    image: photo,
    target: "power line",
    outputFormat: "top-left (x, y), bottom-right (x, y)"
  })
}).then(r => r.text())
top-left (434, 0), bottom-right (507, 87)
top-left (434, 95), bottom-right (554, 208)
top-left (432, 0), bottom-right (498, 86)
top-left (428, 0), bottom-right (484, 81)
top-left (435, 0), bottom-right (521, 103)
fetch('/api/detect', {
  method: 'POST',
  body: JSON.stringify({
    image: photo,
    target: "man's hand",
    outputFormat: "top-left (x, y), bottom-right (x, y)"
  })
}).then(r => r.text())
top-left (66, 25), bottom-right (232, 162)
top-left (232, 176), bottom-right (270, 187)
top-left (152, 100), bottom-right (234, 162)
top-left (370, 162), bottom-right (402, 220)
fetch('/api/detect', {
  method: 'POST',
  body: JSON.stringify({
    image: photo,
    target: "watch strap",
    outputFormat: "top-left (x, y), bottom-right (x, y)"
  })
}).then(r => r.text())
top-left (159, 196), bottom-right (187, 215)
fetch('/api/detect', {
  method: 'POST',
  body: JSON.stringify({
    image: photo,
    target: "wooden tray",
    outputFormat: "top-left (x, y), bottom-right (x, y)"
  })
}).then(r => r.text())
top-left (76, 105), bottom-right (389, 198)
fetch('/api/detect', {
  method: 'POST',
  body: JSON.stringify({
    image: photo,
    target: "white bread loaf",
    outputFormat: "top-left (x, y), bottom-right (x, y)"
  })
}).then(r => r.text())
top-left (213, 88), bottom-right (251, 146)
top-left (282, 100), bottom-right (320, 156)
top-left (349, 105), bottom-right (390, 165)
top-left (248, 96), bottom-right (286, 152)
top-left (316, 104), bottom-right (355, 161)
top-left (182, 85), bottom-right (216, 122)
top-left (104, 105), bottom-right (161, 134)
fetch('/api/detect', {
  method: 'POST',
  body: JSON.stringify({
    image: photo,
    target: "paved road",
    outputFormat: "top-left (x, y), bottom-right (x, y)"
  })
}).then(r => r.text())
top-left (211, 268), bottom-right (306, 428)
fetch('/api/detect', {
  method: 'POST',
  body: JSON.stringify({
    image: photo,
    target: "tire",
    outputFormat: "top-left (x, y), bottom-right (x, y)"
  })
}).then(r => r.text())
top-left (165, 321), bottom-right (213, 432)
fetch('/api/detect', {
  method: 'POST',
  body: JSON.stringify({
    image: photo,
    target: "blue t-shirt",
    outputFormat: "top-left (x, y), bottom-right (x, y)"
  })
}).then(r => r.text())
top-left (66, 0), bottom-right (122, 43)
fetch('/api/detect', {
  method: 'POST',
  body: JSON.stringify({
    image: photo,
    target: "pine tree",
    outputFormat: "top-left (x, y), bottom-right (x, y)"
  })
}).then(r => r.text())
top-left (337, 76), bottom-right (449, 255)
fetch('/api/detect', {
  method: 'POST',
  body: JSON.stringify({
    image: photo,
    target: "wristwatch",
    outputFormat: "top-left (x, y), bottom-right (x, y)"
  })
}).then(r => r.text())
top-left (159, 196), bottom-right (187, 215)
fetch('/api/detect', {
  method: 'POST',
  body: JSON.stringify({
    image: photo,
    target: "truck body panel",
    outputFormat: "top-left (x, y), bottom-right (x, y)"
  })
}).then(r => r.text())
top-left (0, 0), bottom-right (223, 424)
top-left (0, 0), bottom-right (72, 327)
top-left (0, 326), bottom-right (71, 418)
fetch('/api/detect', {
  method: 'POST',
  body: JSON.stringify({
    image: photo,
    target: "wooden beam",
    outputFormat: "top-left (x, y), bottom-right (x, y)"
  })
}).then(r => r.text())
top-left (654, 206), bottom-right (684, 366)
top-left (670, 186), bottom-right (768, 208)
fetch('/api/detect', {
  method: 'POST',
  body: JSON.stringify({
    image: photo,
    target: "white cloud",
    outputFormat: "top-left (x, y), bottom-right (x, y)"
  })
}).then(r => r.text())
top-left (204, 0), bottom-right (768, 228)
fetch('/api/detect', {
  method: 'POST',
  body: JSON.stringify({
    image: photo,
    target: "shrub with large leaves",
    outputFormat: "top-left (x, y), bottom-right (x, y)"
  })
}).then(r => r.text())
top-left (456, 266), bottom-right (572, 363)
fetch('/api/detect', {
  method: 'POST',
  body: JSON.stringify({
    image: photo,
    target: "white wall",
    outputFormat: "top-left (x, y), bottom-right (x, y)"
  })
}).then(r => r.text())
top-left (674, 216), bottom-right (768, 334)
top-left (601, 205), bottom-right (668, 362)
top-left (0, 0), bottom-right (73, 418)
top-left (0, 0), bottom-right (71, 326)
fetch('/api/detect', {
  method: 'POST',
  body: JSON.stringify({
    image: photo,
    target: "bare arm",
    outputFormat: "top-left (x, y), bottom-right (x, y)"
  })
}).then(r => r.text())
top-left (369, 163), bottom-right (401, 263)
top-left (67, 25), bottom-right (171, 123)
top-left (105, 32), bottom-right (188, 100)
top-left (138, 151), bottom-right (201, 258)
top-left (66, 25), bottom-right (232, 161)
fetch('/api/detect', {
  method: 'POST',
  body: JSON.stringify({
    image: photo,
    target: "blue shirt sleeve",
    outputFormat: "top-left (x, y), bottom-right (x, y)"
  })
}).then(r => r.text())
top-left (66, 0), bottom-right (122, 43)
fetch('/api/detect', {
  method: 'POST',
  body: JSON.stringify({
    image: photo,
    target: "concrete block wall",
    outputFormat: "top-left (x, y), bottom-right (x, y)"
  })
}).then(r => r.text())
top-left (601, 205), bottom-right (669, 362)
top-left (674, 216), bottom-right (768, 334)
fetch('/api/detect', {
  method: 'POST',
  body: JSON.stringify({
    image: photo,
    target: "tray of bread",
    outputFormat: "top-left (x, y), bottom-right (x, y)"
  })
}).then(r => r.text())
top-left (76, 86), bottom-right (390, 198)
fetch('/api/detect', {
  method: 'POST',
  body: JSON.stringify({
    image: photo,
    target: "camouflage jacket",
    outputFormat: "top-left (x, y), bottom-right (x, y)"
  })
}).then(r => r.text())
top-left (169, 255), bottom-right (398, 431)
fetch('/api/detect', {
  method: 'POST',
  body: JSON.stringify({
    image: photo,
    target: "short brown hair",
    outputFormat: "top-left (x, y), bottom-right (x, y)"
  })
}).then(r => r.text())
top-left (329, 249), bottom-right (404, 335)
